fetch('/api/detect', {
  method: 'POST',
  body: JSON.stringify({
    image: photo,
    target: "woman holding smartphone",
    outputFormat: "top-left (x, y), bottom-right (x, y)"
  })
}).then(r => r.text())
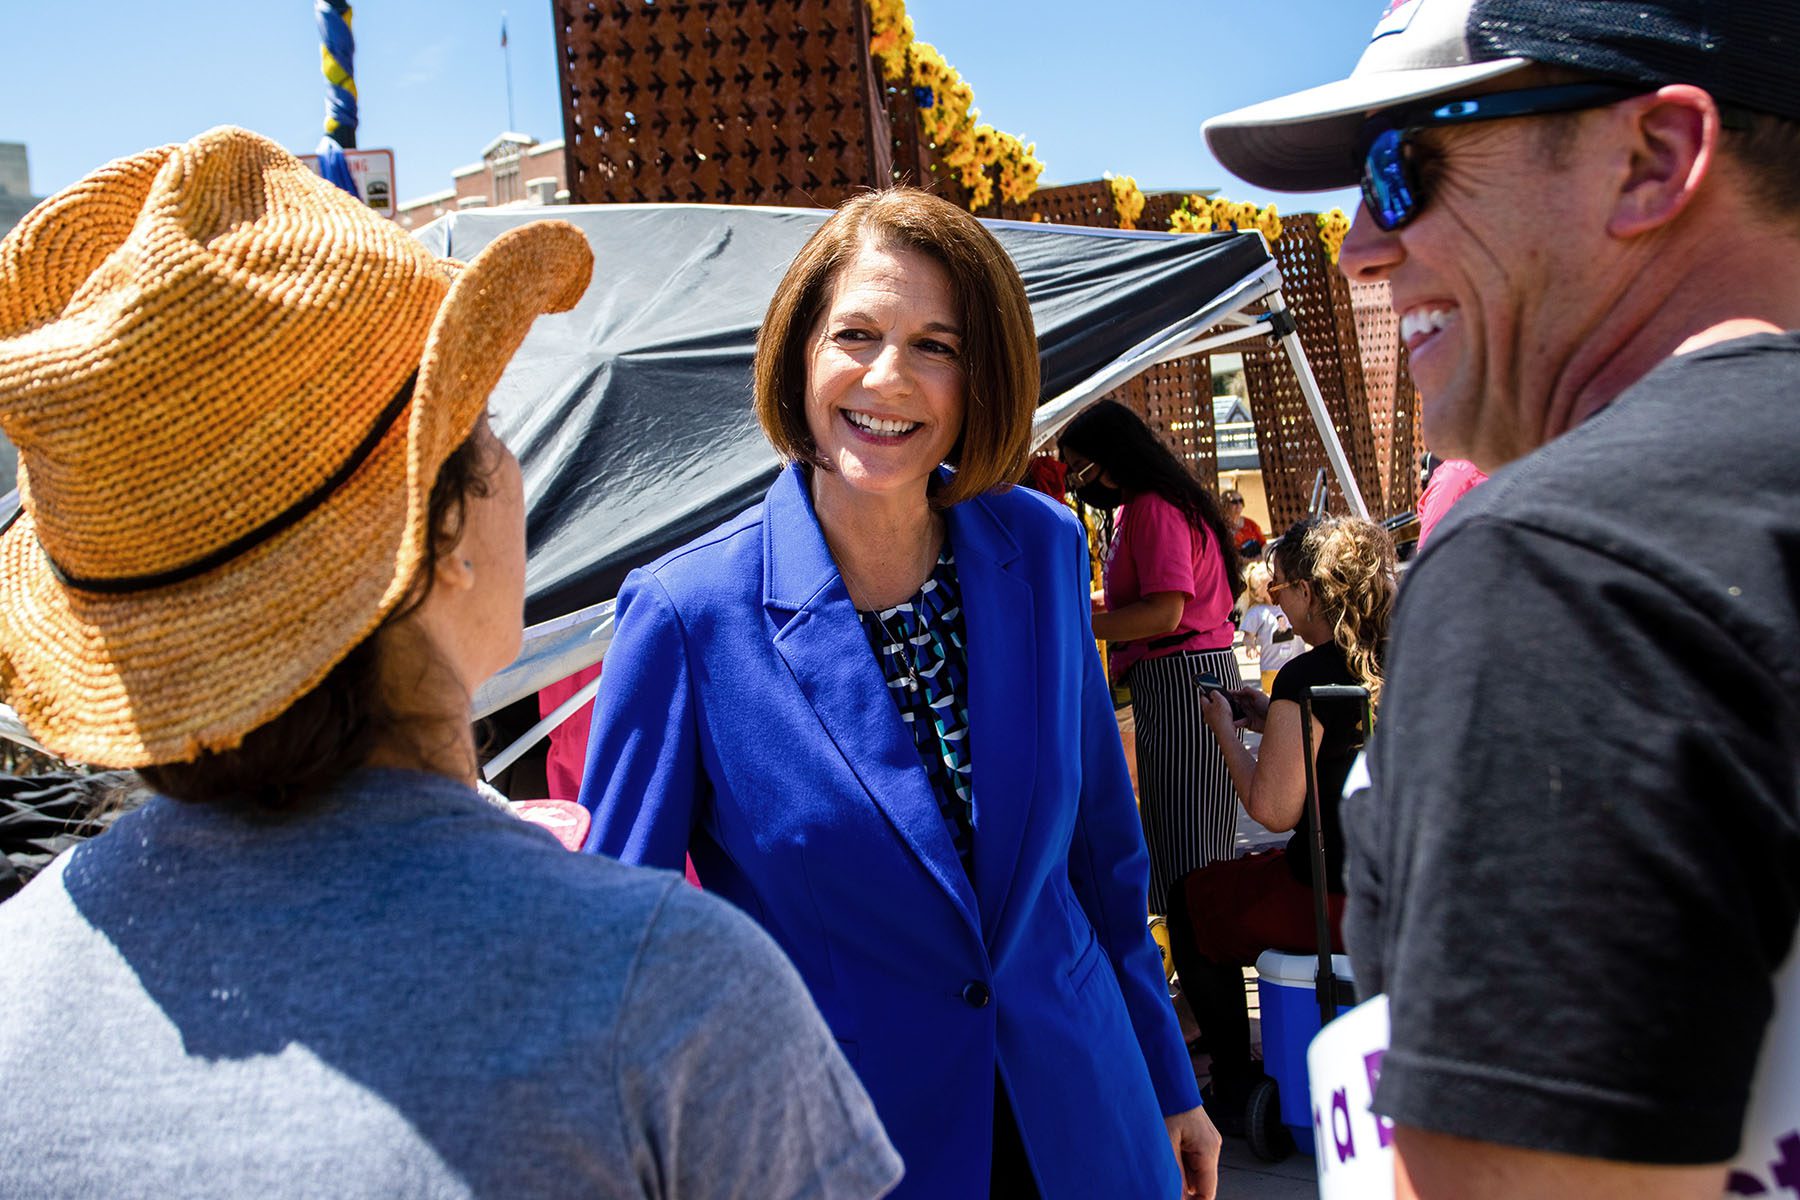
top-left (1169, 515), bottom-right (1395, 1126)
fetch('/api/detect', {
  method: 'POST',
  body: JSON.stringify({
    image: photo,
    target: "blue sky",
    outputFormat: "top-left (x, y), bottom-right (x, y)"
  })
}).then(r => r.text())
top-left (4, 1), bottom-right (1370, 216)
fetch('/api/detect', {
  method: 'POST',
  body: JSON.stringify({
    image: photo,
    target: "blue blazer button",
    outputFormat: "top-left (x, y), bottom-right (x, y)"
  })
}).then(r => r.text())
top-left (961, 980), bottom-right (992, 1008)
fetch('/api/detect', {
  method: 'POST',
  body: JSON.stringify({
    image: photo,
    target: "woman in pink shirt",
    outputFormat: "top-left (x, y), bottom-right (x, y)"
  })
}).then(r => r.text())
top-left (1058, 400), bottom-right (1244, 914)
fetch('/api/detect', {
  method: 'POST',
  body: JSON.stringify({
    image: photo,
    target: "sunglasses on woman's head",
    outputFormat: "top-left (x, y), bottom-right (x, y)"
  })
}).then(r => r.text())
top-left (1065, 459), bottom-right (1099, 485)
top-left (1357, 82), bottom-right (1649, 232)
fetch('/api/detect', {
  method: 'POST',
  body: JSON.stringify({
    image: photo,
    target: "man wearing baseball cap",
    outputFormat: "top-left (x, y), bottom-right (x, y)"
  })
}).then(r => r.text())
top-left (1207, 2), bottom-right (1800, 1197)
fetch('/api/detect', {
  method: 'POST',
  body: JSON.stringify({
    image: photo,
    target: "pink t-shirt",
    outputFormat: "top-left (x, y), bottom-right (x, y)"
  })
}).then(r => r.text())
top-left (1103, 491), bottom-right (1236, 680)
top-left (1417, 458), bottom-right (1489, 547)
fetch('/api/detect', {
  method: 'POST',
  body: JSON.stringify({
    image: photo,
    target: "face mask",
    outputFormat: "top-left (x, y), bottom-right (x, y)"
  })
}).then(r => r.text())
top-left (1074, 481), bottom-right (1123, 509)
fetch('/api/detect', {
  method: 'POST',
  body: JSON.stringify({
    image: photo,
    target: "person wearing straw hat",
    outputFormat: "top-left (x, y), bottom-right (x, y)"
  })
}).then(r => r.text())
top-left (0, 127), bottom-right (901, 1200)
top-left (1205, 1), bottom-right (1800, 1196)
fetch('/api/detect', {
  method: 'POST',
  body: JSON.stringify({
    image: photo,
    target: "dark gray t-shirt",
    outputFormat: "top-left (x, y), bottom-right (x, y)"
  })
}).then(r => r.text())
top-left (1345, 334), bottom-right (1800, 1164)
top-left (0, 769), bottom-right (902, 1198)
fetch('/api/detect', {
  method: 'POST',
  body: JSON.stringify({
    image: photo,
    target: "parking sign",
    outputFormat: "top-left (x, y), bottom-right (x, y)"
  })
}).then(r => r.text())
top-left (298, 148), bottom-right (396, 219)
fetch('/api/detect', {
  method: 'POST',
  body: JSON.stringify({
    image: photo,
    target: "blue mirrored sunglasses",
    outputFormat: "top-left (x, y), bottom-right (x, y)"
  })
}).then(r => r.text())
top-left (1357, 82), bottom-right (1650, 232)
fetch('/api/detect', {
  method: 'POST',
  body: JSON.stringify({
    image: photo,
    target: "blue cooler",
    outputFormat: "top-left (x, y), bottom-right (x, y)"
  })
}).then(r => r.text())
top-left (1254, 950), bottom-right (1356, 1156)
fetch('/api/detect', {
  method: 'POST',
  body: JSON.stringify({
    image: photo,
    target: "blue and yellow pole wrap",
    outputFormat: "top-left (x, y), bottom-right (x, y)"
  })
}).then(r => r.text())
top-left (316, 0), bottom-right (357, 149)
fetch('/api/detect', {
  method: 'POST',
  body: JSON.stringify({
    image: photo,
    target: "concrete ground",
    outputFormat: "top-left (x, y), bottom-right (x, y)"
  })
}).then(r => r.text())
top-left (1216, 1137), bottom-right (1319, 1198)
top-left (1175, 978), bottom-right (1319, 1198)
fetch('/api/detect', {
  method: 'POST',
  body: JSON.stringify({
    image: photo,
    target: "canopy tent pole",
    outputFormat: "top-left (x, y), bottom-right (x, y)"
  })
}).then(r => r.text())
top-left (1268, 289), bottom-right (1370, 519)
top-left (0, 704), bottom-right (47, 755)
top-left (1047, 291), bottom-right (1369, 519)
top-left (1030, 262), bottom-right (1281, 450)
top-left (1146, 318), bottom-right (1281, 368)
top-left (482, 669), bottom-right (603, 782)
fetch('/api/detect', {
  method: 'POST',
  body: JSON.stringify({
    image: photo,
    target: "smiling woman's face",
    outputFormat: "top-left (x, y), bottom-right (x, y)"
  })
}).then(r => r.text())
top-left (804, 239), bottom-right (966, 510)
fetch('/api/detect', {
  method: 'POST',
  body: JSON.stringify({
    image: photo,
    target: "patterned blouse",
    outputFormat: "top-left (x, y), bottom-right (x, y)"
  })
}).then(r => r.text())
top-left (857, 548), bottom-right (974, 870)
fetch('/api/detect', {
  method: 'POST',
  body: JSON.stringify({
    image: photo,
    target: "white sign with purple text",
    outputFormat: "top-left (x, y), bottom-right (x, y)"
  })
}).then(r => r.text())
top-left (1307, 992), bottom-right (1395, 1200)
top-left (1308, 946), bottom-right (1799, 1198)
top-left (1726, 940), bottom-right (1800, 1197)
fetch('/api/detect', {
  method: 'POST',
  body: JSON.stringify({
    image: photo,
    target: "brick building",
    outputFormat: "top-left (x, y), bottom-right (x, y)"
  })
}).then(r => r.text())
top-left (396, 133), bottom-right (570, 230)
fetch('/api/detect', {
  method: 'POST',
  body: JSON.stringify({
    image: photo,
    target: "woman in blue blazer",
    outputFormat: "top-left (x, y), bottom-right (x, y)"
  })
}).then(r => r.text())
top-left (580, 190), bottom-right (1217, 1199)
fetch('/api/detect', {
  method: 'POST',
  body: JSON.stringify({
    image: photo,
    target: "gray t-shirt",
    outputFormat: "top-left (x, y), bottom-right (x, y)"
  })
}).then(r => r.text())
top-left (0, 768), bottom-right (902, 1199)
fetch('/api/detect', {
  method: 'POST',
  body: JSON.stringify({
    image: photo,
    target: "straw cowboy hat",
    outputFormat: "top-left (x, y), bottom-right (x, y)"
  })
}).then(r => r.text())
top-left (0, 125), bottom-right (593, 768)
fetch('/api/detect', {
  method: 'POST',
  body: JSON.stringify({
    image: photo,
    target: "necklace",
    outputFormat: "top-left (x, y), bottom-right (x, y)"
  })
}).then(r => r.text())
top-left (824, 502), bottom-right (945, 610)
top-left (872, 605), bottom-right (924, 692)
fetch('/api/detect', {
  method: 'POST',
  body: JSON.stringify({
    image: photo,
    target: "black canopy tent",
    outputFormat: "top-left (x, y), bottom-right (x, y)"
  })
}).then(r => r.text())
top-left (0, 203), bottom-right (1367, 768)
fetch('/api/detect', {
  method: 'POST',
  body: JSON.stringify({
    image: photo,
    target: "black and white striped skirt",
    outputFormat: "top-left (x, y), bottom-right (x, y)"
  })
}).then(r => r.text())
top-left (1125, 647), bottom-right (1241, 915)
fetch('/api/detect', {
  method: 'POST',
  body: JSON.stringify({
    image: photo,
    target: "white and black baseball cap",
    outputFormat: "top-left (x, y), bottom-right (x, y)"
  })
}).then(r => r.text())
top-left (1205, 0), bottom-right (1800, 192)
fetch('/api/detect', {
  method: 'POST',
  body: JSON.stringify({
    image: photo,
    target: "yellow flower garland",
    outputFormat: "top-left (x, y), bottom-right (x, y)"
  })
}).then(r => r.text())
top-left (866, 0), bottom-right (1045, 211)
top-left (868, 0), bottom-right (1334, 245)
top-left (1317, 208), bottom-right (1351, 264)
top-left (1167, 194), bottom-right (1284, 243)
top-left (1105, 173), bottom-right (1146, 230)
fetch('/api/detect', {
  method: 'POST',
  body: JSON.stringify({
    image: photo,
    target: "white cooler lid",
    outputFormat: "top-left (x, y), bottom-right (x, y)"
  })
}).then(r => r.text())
top-left (1255, 949), bottom-right (1357, 986)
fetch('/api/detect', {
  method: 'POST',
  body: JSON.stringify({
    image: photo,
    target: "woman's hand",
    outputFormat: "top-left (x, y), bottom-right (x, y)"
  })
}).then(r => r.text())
top-left (1198, 688), bottom-right (1238, 739)
top-left (1230, 686), bottom-right (1271, 733)
top-left (1165, 1105), bottom-right (1221, 1198)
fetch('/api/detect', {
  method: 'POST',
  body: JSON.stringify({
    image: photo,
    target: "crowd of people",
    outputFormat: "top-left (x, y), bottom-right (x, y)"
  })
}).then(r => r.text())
top-left (0, 1), bottom-right (1795, 1197)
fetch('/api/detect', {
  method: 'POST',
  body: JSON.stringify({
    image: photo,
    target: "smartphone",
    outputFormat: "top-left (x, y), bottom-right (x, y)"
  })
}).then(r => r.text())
top-left (1193, 674), bottom-right (1246, 721)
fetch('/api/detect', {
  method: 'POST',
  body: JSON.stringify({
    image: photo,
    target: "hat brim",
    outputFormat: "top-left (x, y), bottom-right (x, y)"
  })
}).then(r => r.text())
top-left (0, 220), bottom-right (592, 768)
top-left (1203, 57), bottom-right (1530, 192)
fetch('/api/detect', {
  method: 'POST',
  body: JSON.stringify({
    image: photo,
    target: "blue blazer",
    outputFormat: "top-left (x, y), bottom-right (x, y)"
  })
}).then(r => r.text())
top-left (580, 464), bottom-right (1199, 1199)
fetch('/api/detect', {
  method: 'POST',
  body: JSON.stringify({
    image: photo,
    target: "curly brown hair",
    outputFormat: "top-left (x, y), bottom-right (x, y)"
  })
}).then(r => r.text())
top-left (1272, 515), bottom-right (1396, 709)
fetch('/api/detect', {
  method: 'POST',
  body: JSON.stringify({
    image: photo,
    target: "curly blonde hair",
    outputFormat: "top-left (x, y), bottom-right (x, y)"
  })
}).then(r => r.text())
top-left (1272, 515), bottom-right (1397, 708)
top-left (1243, 561), bottom-right (1274, 605)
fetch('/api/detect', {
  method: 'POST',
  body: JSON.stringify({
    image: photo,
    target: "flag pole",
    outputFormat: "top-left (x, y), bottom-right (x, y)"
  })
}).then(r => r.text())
top-left (317, 0), bottom-right (358, 149)
top-left (502, 11), bottom-right (515, 131)
top-left (311, 0), bottom-right (363, 203)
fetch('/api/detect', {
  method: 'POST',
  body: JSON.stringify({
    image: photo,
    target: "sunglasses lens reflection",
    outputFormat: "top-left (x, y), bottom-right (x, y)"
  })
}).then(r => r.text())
top-left (1361, 128), bottom-right (1415, 231)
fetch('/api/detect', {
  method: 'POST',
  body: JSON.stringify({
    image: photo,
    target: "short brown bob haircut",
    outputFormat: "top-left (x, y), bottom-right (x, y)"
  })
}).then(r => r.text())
top-left (753, 188), bottom-right (1039, 508)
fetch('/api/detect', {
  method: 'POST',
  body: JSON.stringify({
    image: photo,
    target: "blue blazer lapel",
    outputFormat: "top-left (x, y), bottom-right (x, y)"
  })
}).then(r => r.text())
top-left (762, 465), bottom-right (982, 934)
top-left (949, 491), bottom-right (1038, 943)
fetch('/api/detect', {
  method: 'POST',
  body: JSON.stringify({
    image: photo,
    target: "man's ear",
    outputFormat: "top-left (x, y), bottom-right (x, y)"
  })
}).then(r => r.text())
top-left (433, 552), bottom-right (477, 594)
top-left (1609, 84), bottom-right (1717, 239)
